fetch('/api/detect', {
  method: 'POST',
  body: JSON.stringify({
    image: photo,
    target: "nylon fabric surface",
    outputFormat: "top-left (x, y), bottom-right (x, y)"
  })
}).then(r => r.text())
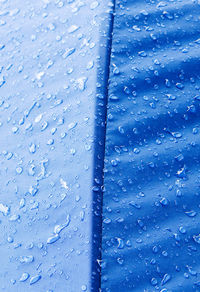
top-left (0, 0), bottom-right (106, 291)
top-left (102, 0), bottom-right (200, 291)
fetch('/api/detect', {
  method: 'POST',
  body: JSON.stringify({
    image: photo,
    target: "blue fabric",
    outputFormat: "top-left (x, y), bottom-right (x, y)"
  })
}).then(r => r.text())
top-left (0, 1), bottom-right (105, 291)
top-left (2, 0), bottom-right (200, 291)
top-left (102, 0), bottom-right (200, 291)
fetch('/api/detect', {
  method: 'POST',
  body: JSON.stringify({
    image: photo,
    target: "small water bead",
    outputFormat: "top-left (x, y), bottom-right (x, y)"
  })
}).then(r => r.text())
top-left (161, 274), bottom-right (171, 285)
top-left (193, 128), bottom-right (198, 134)
top-left (129, 201), bottom-right (141, 209)
top-left (160, 197), bottom-right (169, 206)
top-left (118, 126), bottom-right (124, 134)
top-left (176, 167), bottom-right (187, 179)
top-left (110, 95), bottom-right (119, 101)
top-left (80, 210), bottom-right (85, 221)
top-left (19, 272), bottom-right (29, 282)
top-left (19, 199), bottom-right (26, 208)
top-left (151, 278), bottom-right (158, 286)
top-left (117, 258), bottom-right (124, 265)
top-left (81, 284), bottom-right (87, 291)
top-left (54, 215), bottom-right (70, 234)
top-left (171, 132), bottom-right (182, 138)
top-left (28, 164), bottom-right (35, 176)
top-left (70, 148), bottom-right (76, 155)
top-left (133, 148), bottom-right (140, 154)
top-left (162, 250), bottom-right (168, 257)
top-left (0, 76), bottom-right (5, 87)
top-left (76, 77), bottom-right (87, 91)
top-left (48, 23), bottom-right (56, 31)
top-left (25, 122), bottom-right (33, 131)
top-left (152, 246), bottom-right (159, 254)
top-left (176, 83), bottom-right (184, 90)
top-left (47, 234), bottom-right (60, 244)
top-left (19, 255), bottom-right (34, 263)
top-left (29, 275), bottom-right (41, 285)
top-left (68, 122), bottom-right (77, 130)
top-left (90, 1), bottom-right (99, 9)
top-left (0, 203), bottom-right (10, 216)
top-left (57, 1), bottom-right (64, 8)
top-left (113, 64), bottom-right (120, 75)
top-left (132, 25), bottom-right (141, 32)
top-left (86, 61), bottom-right (94, 70)
top-left (47, 139), bottom-right (54, 145)
top-left (9, 214), bottom-right (20, 222)
top-left (57, 117), bottom-right (64, 126)
top-left (34, 113), bottom-right (43, 123)
top-left (7, 236), bottom-right (14, 243)
top-left (12, 126), bottom-right (19, 133)
top-left (60, 132), bottom-right (66, 139)
top-left (0, 44), bottom-right (5, 50)
top-left (10, 279), bottom-right (16, 285)
top-left (62, 48), bottom-right (76, 59)
top-left (29, 143), bottom-right (36, 153)
top-left (68, 25), bottom-right (79, 34)
top-left (103, 218), bottom-right (111, 224)
top-left (175, 154), bottom-right (184, 162)
top-left (37, 242), bottom-right (43, 249)
top-left (29, 186), bottom-right (38, 196)
top-left (193, 234), bottom-right (200, 244)
top-left (179, 226), bottom-right (186, 234)
top-left (185, 210), bottom-right (196, 217)
top-left (116, 238), bottom-right (124, 249)
top-left (187, 266), bottom-right (197, 276)
top-left (166, 94), bottom-right (176, 100)
top-left (150, 33), bottom-right (157, 40)
top-left (138, 51), bottom-right (147, 57)
top-left (30, 201), bottom-right (39, 210)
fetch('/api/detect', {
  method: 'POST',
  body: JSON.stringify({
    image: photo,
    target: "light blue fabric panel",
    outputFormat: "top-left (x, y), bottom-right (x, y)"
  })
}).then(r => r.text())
top-left (0, 0), bottom-right (107, 291)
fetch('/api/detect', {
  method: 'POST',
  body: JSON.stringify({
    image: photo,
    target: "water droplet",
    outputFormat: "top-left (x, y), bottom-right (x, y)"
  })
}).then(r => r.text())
top-left (193, 234), bottom-right (200, 244)
top-left (160, 197), bottom-right (169, 206)
top-left (90, 1), bottom-right (99, 9)
top-left (54, 215), bottom-right (70, 234)
top-left (29, 275), bottom-right (41, 285)
top-left (76, 77), bottom-right (87, 91)
top-left (138, 51), bottom-right (147, 57)
top-left (68, 25), bottom-right (79, 33)
top-left (116, 238), bottom-right (124, 249)
top-left (19, 273), bottom-right (29, 282)
top-left (151, 278), bottom-right (158, 286)
top-left (60, 178), bottom-right (69, 190)
top-left (29, 143), bottom-right (36, 154)
top-left (179, 226), bottom-right (186, 234)
top-left (16, 166), bottom-right (23, 174)
top-left (161, 274), bottom-right (171, 285)
top-left (62, 48), bottom-right (76, 59)
top-left (35, 114), bottom-right (43, 123)
top-left (81, 284), bottom-right (87, 291)
top-left (0, 203), bottom-right (10, 216)
top-left (185, 210), bottom-right (196, 217)
top-left (47, 234), bottom-right (60, 244)
top-left (68, 122), bottom-right (77, 130)
top-left (19, 255), bottom-right (34, 264)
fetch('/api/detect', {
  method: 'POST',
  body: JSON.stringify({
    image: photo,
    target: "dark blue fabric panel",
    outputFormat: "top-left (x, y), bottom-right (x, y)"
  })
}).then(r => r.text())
top-left (102, 0), bottom-right (200, 291)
